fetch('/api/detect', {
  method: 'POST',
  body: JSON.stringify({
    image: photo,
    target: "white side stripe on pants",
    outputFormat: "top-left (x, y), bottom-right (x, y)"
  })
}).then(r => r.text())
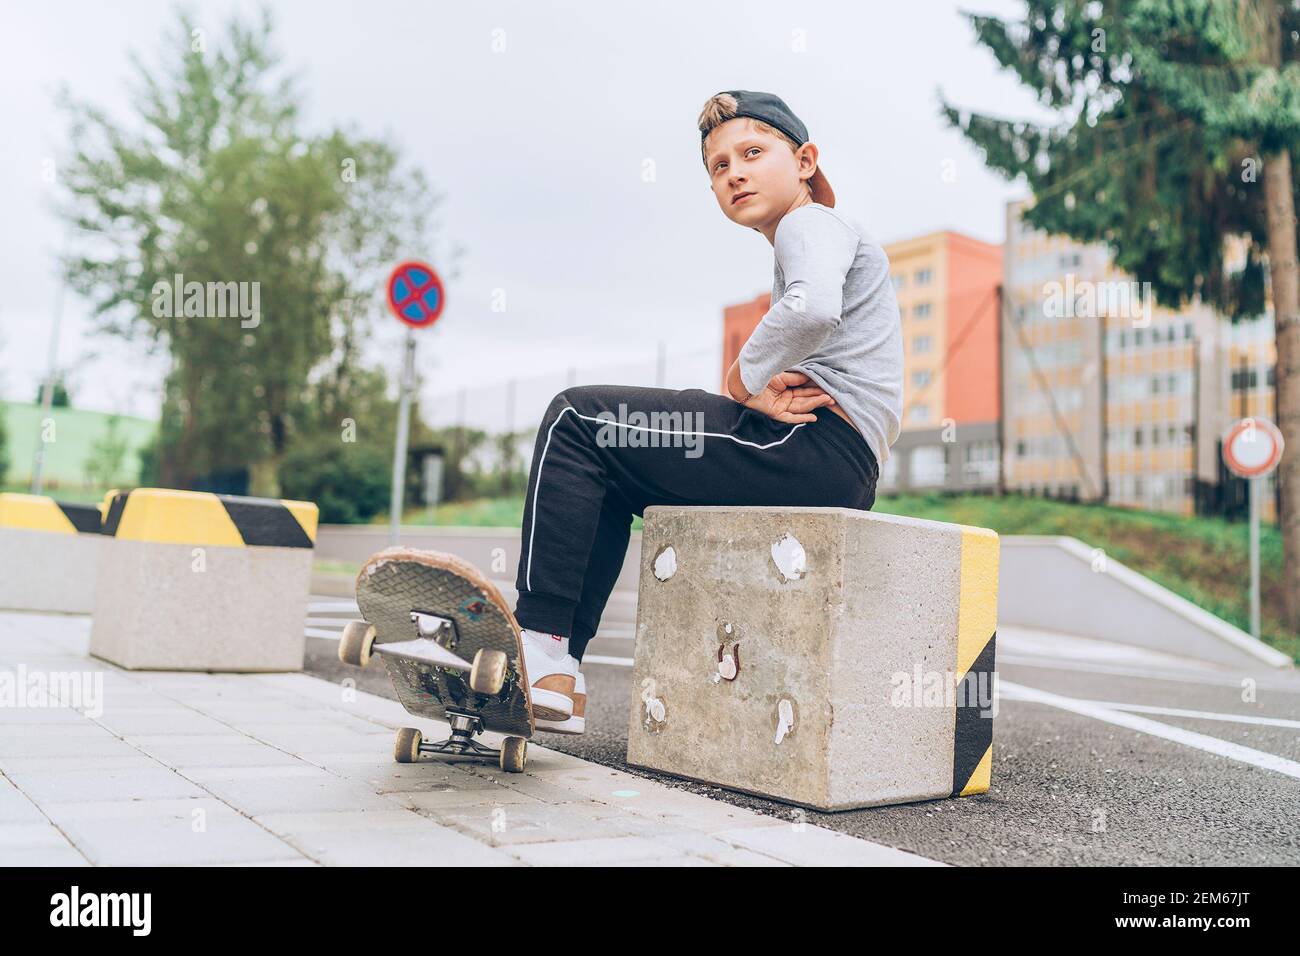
top-left (525, 405), bottom-right (810, 591)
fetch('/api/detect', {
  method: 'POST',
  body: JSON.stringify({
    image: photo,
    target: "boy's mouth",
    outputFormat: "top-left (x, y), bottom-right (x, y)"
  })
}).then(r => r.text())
top-left (732, 191), bottom-right (756, 205)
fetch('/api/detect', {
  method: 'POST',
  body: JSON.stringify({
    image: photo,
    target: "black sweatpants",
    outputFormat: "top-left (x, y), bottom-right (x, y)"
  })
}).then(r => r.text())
top-left (512, 384), bottom-right (880, 661)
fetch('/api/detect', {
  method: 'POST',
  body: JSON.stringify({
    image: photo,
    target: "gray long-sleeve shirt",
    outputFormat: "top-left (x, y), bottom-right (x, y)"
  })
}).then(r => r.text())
top-left (737, 202), bottom-right (904, 465)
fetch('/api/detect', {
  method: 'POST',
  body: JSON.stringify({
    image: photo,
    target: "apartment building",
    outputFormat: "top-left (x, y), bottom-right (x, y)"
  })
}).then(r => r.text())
top-left (1003, 198), bottom-right (1278, 517)
top-left (882, 231), bottom-right (1002, 493)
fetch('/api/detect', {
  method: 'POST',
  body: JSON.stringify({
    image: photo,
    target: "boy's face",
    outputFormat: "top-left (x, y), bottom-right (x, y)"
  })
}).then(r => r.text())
top-left (704, 118), bottom-right (816, 229)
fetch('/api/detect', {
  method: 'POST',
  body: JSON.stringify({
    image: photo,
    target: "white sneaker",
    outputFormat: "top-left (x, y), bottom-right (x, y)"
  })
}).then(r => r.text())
top-left (519, 631), bottom-right (575, 722)
top-left (536, 661), bottom-right (586, 735)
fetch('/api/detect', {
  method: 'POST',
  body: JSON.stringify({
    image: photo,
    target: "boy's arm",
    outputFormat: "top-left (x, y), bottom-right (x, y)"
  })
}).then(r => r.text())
top-left (735, 209), bottom-right (858, 398)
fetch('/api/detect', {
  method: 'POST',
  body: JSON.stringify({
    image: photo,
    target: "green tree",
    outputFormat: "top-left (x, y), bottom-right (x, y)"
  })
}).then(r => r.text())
top-left (943, 0), bottom-right (1300, 628)
top-left (58, 8), bottom-right (440, 495)
top-left (84, 416), bottom-right (129, 488)
top-left (278, 435), bottom-right (391, 524)
top-left (35, 376), bottom-right (71, 408)
top-left (0, 401), bottom-right (9, 488)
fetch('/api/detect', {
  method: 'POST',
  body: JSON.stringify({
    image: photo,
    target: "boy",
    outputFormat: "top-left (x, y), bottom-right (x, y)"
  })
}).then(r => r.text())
top-left (512, 89), bottom-right (904, 734)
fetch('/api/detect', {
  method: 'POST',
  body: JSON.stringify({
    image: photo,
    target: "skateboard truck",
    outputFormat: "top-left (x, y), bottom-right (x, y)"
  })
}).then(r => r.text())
top-left (392, 711), bottom-right (526, 770)
top-left (410, 610), bottom-right (458, 651)
top-left (416, 711), bottom-right (500, 759)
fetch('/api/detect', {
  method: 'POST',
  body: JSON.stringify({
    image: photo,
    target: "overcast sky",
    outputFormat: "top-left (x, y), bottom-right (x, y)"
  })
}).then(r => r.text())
top-left (0, 0), bottom-right (1044, 430)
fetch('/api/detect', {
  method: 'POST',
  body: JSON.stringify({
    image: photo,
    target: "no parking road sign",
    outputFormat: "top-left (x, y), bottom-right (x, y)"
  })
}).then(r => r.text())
top-left (387, 260), bottom-right (445, 328)
top-left (1223, 417), bottom-right (1284, 479)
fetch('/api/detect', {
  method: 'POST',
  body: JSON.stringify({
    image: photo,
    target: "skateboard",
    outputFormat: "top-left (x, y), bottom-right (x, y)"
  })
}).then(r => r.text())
top-left (337, 547), bottom-right (565, 772)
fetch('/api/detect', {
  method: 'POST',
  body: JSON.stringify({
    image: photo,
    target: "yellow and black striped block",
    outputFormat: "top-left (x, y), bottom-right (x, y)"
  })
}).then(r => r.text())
top-left (0, 493), bottom-right (103, 535)
top-left (101, 489), bottom-right (318, 549)
top-left (952, 526), bottom-right (999, 797)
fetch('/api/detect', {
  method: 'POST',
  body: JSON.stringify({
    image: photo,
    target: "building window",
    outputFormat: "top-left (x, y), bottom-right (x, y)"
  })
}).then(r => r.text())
top-left (1184, 321), bottom-right (1194, 340)
top-left (1016, 440), bottom-right (1027, 458)
top-left (1152, 376), bottom-right (1161, 394)
top-left (914, 268), bottom-right (933, 286)
top-left (913, 335), bottom-right (933, 354)
top-left (891, 274), bottom-right (905, 290)
top-left (914, 303), bottom-right (932, 319)
top-left (910, 446), bottom-right (948, 486)
top-left (911, 404), bottom-right (931, 422)
top-left (963, 441), bottom-right (999, 484)
top-left (1134, 428), bottom-right (1143, 447)
top-left (1135, 329), bottom-right (1145, 346)
top-left (1119, 331), bottom-right (1127, 349)
top-left (912, 369), bottom-right (932, 387)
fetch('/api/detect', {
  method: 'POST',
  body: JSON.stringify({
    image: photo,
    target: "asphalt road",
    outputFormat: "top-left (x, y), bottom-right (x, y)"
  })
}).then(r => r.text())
top-left (304, 579), bottom-right (1300, 867)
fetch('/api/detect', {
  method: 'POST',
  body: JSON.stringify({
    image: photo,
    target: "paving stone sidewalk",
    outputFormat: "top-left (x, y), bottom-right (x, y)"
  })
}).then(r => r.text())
top-left (0, 611), bottom-right (942, 867)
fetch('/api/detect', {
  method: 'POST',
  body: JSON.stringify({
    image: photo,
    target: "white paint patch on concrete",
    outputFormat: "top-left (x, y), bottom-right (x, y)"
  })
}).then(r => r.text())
top-left (770, 533), bottom-right (806, 583)
top-left (774, 699), bottom-right (795, 744)
top-left (653, 546), bottom-right (677, 582)
top-left (718, 653), bottom-right (737, 681)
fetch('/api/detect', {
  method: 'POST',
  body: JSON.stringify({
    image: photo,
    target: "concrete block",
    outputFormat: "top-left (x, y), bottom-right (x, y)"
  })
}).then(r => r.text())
top-left (0, 494), bottom-right (103, 613)
top-left (626, 506), bottom-right (999, 812)
top-left (89, 489), bottom-right (317, 671)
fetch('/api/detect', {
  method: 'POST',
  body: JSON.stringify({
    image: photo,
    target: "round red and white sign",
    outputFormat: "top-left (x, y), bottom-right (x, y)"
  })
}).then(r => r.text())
top-left (1223, 417), bottom-right (1284, 479)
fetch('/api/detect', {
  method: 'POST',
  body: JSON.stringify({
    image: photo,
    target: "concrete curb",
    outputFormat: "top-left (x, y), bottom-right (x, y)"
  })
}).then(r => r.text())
top-left (999, 536), bottom-right (1293, 670)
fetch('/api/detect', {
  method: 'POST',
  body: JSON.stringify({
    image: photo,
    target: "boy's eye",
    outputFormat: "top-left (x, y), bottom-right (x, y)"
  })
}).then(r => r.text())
top-left (715, 148), bottom-right (760, 173)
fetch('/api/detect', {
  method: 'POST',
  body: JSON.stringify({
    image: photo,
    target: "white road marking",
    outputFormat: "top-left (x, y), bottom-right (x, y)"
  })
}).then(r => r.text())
top-left (308, 601), bottom-right (359, 613)
top-left (1069, 699), bottom-right (1300, 729)
top-left (581, 654), bottom-right (634, 667)
top-left (999, 653), bottom-right (1300, 694)
top-left (999, 680), bottom-right (1300, 780)
top-left (305, 627), bottom-right (348, 639)
top-left (304, 617), bottom-right (351, 627)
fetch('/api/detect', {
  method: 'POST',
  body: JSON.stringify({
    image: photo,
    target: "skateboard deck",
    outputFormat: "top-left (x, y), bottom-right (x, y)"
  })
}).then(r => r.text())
top-left (350, 547), bottom-right (539, 742)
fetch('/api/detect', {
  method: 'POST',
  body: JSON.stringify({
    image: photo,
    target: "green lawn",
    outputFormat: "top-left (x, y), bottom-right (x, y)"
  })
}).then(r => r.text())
top-left (381, 492), bottom-right (1296, 661)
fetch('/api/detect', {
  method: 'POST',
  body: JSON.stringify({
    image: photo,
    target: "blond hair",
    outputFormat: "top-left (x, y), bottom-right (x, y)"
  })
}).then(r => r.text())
top-left (697, 93), bottom-right (801, 166)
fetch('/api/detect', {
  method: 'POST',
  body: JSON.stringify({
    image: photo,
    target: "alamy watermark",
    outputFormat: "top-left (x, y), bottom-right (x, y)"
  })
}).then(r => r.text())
top-left (0, 665), bottom-right (104, 718)
top-left (151, 272), bottom-right (261, 328)
top-left (1042, 275), bottom-right (1152, 327)
top-left (594, 403), bottom-right (705, 459)
top-left (890, 665), bottom-right (999, 718)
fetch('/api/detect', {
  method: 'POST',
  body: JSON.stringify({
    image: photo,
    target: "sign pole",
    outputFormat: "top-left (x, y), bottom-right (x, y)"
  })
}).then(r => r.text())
top-left (1221, 416), bottom-right (1283, 644)
top-left (383, 258), bottom-right (446, 545)
top-left (390, 327), bottom-right (416, 545)
top-left (1249, 475), bottom-right (1260, 641)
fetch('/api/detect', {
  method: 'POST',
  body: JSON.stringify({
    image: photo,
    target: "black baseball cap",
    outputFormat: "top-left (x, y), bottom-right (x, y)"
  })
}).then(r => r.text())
top-left (700, 90), bottom-right (836, 208)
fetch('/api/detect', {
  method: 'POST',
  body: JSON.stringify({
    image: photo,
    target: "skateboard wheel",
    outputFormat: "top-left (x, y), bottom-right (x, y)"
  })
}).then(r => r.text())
top-left (339, 621), bottom-right (377, 667)
top-left (470, 648), bottom-right (508, 695)
top-left (394, 727), bottom-right (422, 763)
top-left (500, 736), bottom-right (527, 773)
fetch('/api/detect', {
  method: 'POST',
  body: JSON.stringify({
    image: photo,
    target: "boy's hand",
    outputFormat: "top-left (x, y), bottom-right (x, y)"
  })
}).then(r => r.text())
top-left (727, 359), bottom-right (837, 424)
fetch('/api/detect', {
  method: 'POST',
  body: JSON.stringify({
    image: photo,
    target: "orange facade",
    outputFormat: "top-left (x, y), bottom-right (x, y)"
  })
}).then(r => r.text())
top-left (943, 234), bottom-right (1003, 423)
